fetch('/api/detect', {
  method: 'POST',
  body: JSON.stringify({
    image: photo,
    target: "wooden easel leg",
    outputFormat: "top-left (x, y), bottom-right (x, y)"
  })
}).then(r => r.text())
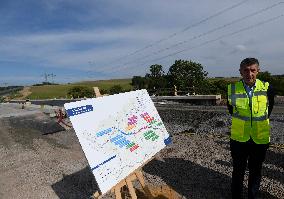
top-left (93, 191), bottom-right (102, 199)
top-left (135, 170), bottom-right (153, 198)
top-left (106, 169), bottom-right (152, 199)
top-left (94, 169), bottom-right (180, 199)
top-left (125, 178), bottom-right (137, 199)
top-left (115, 186), bottom-right (123, 199)
top-left (135, 170), bottom-right (146, 188)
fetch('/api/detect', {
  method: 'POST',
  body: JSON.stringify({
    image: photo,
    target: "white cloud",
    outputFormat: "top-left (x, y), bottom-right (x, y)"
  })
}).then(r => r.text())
top-left (1, 0), bottom-right (284, 85)
top-left (235, 45), bottom-right (247, 52)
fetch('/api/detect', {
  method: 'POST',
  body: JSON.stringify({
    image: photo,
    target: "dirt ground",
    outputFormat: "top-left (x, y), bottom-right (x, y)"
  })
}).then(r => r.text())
top-left (0, 105), bottom-right (283, 199)
top-left (13, 86), bottom-right (32, 100)
top-left (0, 118), bottom-right (90, 199)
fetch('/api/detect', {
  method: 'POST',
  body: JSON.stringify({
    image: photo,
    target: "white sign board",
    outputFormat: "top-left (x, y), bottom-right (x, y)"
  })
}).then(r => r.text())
top-left (64, 89), bottom-right (171, 194)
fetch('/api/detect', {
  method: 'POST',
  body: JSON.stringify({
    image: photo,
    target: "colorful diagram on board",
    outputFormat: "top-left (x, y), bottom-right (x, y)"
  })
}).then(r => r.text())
top-left (64, 89), bottom-right (171, 195)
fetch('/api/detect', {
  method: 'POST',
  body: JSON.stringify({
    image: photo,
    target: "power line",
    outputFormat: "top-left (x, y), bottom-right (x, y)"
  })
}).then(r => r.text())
top-left (98, 0), bottom-right (249, 66)
top-left (150, 14), bottom-right (284, 63)
top-left (111, 13), bottom-right (284, 73)
top-left (109, 2), bottom-right (283, 71)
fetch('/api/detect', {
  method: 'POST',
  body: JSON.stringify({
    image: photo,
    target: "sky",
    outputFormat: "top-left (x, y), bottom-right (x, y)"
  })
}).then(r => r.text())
top-left (0, 0), bottom-right (284, 85)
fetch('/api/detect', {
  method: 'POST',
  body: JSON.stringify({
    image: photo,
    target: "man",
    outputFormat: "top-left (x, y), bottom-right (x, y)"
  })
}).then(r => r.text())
top-left (227, 58), bottom-right (274, 199)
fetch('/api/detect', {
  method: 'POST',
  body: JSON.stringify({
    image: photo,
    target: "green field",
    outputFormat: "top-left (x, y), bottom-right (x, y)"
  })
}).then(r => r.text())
top-left (27, 79), bottom-right (132, 99)
top-left (25, 77), bottom-right (239, 99)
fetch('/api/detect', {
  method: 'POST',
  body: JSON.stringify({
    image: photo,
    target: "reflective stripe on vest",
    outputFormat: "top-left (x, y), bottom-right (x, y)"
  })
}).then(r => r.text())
top-left (232, 112), bottom-right (268, 121)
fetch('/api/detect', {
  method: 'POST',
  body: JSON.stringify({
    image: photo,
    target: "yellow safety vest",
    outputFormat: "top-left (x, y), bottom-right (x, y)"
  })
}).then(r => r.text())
top-left (228, 79), bottom-right (270, 144)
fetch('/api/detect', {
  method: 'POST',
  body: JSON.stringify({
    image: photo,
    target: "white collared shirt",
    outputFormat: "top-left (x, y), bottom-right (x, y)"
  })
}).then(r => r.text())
top-left (242, 80), bottom-right (256, 107)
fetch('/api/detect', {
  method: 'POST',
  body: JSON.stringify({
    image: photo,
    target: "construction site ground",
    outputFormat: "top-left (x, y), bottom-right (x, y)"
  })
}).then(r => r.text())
top-left (0, 103), bottom-right (283, 199)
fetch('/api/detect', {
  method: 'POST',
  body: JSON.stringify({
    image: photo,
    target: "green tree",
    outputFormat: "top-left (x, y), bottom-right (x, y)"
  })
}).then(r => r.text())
top-left (168, 60), bottom-right (208, 91)
top-left (148, 64), bottom-right (164, 78)
top-left (67, 86), bottom-right (94, 98)
top-left (131, 76), bottom-right (147, 90)
top-left (273, 78), bottom-right (284, 95)
top-left (145, 64), bottom-right (167, 90)
top-left (257, 71), bottom-right (274, 82)
top-left (207, 79), bottom-right (230, 98)
top-left (258, 71), bottom-right (284, 95)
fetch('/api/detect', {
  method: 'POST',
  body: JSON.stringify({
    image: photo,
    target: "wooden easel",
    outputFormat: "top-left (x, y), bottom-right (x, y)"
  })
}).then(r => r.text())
top-left (93, 169), bottom-right (152, 199)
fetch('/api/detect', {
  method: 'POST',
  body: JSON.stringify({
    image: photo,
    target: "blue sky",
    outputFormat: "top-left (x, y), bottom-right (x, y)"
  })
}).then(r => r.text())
top-left (0, 0), bottom-right (284, 85)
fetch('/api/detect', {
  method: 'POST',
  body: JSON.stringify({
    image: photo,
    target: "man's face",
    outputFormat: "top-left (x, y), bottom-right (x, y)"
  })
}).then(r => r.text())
top-left (239, 63), bottom-right (259, 86)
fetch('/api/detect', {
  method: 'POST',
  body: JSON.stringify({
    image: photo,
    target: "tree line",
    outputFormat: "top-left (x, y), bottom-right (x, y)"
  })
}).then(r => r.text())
top-left (132, 60), bottom-right (225, 96)
top-left (66, 59), bottom-right (284, 98)
top-left (131, 59), bottom-right (284, 97)
top-left (257, 71), bottom-right (284, 95)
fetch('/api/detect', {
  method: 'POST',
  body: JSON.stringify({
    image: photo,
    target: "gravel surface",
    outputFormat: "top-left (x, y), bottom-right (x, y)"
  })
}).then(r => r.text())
top-left (157, 104), bottom-right (284, 145)
top-left (143, 133), bottom-right (283, 199)
top-left (0, 103), bottom-right (42, 118)
top-left (0, 103), bottom-right (283, 199)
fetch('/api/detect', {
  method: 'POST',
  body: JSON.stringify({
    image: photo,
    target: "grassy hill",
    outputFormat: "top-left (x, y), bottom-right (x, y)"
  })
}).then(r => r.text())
top-left (27, 78), bottom-right (132, 99)
top-left (25, 77), bottom-right (239, 100)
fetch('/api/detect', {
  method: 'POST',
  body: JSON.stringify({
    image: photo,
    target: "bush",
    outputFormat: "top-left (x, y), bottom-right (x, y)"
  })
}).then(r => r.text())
top-left (8, 91), bottom-right (24, 99)
top-left (33, 82), bottom-right (59, 86)
top-left (67, 86), bottom-right (94, 98)
top-left (211, 79), bottom-right (230, 97)
top-left (100, 89), bottom-right (108, 95)
top-left (271, 77), bottom-right (284, 95)
top-left (109, 85), bottom-right (123, 95)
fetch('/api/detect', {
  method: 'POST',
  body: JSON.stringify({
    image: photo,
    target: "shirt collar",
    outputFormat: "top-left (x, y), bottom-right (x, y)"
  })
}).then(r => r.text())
top-left (241, 79), bottom-right (256, 89)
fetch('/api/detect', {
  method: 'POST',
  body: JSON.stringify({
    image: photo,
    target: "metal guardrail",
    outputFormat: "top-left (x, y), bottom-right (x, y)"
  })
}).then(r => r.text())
top-left (0, 87), bottom-right (23, 96)
top-left (9, 99), bottom-right (82, 107)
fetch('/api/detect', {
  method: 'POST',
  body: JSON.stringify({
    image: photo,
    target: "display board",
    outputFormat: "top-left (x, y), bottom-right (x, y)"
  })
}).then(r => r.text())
top-left (64, 89), bottom-right (171, 194)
